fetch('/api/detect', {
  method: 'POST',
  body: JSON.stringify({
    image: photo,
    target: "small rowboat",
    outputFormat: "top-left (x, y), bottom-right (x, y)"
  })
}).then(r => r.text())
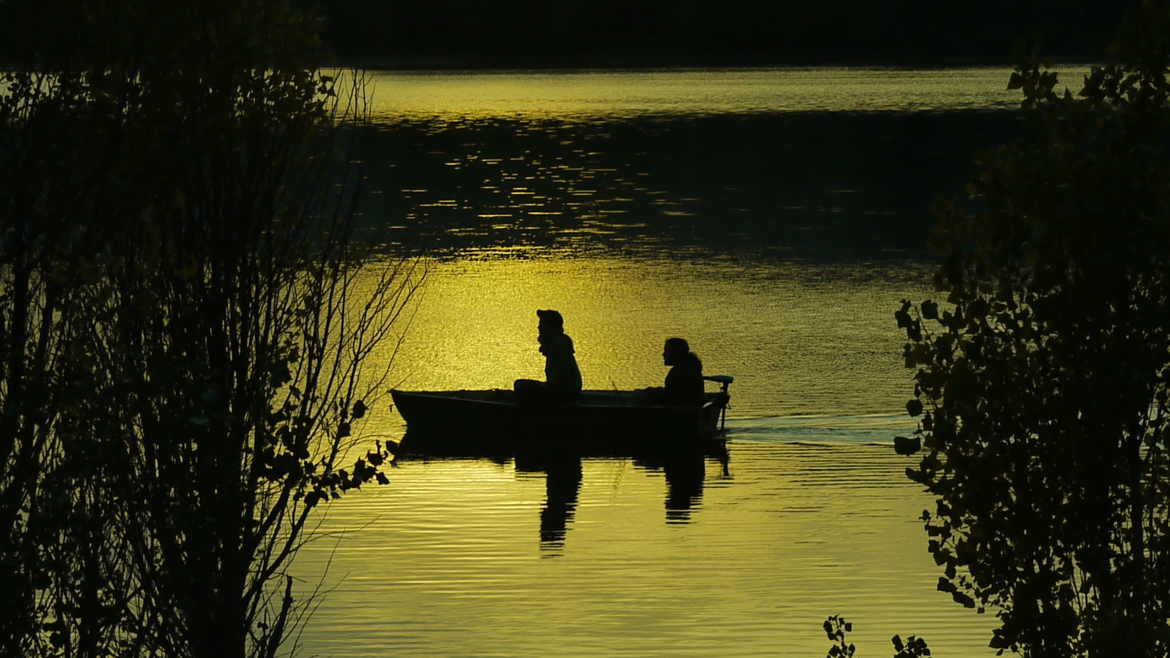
top-left (390, 375), bottom-right (733, 448)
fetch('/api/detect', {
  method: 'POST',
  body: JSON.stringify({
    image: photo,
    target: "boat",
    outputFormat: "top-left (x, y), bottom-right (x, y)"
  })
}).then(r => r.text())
top-left (390, 375), bottom-right (733, 451)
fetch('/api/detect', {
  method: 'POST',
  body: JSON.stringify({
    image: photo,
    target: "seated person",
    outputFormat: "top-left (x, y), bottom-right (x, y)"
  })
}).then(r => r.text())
top-left (663, 337), bottom-right (704, 405)
top-left (643, 337), bottom-right (705, 405)
top-left (514, 309), bottom-right (583, 404)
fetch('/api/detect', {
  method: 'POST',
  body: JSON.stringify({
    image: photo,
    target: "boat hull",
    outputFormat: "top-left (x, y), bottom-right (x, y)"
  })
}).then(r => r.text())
top-left (391, 388), bottom-right (729, 453)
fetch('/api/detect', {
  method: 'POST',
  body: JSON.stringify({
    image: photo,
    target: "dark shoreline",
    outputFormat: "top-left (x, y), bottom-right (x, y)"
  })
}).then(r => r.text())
top-left (322, 55), bottom-right (1100, 73)
top-left (0, 56), bottom-right (1101, 74)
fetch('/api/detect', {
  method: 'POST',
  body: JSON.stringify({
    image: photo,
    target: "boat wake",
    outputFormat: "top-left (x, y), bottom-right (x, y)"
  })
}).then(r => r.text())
top-left (724, 413), bottom-right (915, 445)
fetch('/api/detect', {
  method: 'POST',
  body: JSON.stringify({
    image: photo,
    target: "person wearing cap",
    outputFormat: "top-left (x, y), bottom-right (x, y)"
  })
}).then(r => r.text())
top-left (514, 309), bottom-right (582, 404)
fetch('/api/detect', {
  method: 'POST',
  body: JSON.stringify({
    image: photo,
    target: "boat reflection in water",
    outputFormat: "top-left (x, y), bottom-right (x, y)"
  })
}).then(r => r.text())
top-left (393, 376), bottom-right (734, 549)
top-left (399, 425), bottom-right (731, 551)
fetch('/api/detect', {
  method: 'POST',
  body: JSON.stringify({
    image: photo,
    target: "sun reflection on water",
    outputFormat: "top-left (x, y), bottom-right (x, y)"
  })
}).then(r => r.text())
top-left (363, 254), bottom-right (932, 444)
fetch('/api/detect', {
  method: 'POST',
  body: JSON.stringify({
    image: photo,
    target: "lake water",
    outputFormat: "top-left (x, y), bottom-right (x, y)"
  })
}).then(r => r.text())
top-left (292, 67), bottom-right (1078, 656)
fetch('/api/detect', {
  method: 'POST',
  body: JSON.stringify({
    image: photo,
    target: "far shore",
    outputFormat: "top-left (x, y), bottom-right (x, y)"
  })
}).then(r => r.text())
top-left (321, 53), bottom-right (1098, 73)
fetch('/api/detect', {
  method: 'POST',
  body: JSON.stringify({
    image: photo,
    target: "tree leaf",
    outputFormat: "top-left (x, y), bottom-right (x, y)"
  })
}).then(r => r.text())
top-left (894, 435), bottom-right (921, 455)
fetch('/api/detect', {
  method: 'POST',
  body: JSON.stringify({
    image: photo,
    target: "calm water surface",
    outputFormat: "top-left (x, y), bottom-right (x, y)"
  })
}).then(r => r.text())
top-left (291, 67), bottom-right (1053, 656)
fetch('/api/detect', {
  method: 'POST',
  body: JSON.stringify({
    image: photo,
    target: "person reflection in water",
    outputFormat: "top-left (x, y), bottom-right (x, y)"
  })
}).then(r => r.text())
top-left (514, 309), bottom-right (583, 405)
top-left (540, 455), bottom-right (583, 549)
top-left (664, 450), bottom-right (707, 524)
top-left (650, 337), bottom-right (704, 405)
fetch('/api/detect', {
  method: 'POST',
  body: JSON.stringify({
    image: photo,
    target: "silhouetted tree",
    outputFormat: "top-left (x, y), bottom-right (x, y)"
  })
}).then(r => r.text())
top-left (0, 64), bottom-right (132, 658)
top-left (895, 3), bottom-right (1170, 655)
top-left (0, 1), bottom-right (423, 656)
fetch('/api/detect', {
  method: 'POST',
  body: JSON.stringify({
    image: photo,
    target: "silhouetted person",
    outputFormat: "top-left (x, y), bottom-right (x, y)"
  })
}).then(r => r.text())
top-left (540, 454), bottom-right (583, 548)
top-left (662, 337), bottom-right (704, 405)
top-left (514, 309), bottom-right (583, 405)
top-left (664, 447), bottom-right (706, 523)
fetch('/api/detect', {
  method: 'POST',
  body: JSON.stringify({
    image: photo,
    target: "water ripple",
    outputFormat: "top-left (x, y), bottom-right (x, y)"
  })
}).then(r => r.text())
top-left (293, 436), bottom-right (995, 657)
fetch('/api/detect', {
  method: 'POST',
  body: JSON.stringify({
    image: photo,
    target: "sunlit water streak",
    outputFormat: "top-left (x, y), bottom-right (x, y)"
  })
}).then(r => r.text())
top-left (289, 68), bottom-right (1025, 656)
top-left (362, 66), bottom-right (1090, 121)
top-left (361, 256), bottom-right (935, 421)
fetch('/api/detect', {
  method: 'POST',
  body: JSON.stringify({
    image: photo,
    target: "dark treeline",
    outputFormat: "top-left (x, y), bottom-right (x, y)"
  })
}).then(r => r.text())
top-left (0, 0), bottom-right (1133, 69)
top-left (313, 0), bottom-right (1130, 68)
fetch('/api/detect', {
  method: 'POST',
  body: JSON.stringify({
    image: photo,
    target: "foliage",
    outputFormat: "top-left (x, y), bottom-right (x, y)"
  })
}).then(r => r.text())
top-left (822, 616), bottom-right (931, 658)
top-left (824, 615), bottom-right (856, 658)
top-left (891, 633), bottom-right (932, 658)
top-left (895, 2), bottom-right (1170, 656)
top-left (0, 1), bottom-right (423, 656)
top-left (0, 57), bottom-right (137, 658)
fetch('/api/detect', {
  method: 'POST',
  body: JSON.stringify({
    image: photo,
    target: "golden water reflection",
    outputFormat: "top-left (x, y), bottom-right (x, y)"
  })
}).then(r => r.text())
top-left (369, 254), bottom-right (934, 427)
top-left (291, 255), bottom-right (1000, 654)
top-left (296, 65), bottom-right (1023, 652)
top-left (294, 442), bottom-right (997, 656)
top-left (361, 67), bottom-right (1090, 122)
